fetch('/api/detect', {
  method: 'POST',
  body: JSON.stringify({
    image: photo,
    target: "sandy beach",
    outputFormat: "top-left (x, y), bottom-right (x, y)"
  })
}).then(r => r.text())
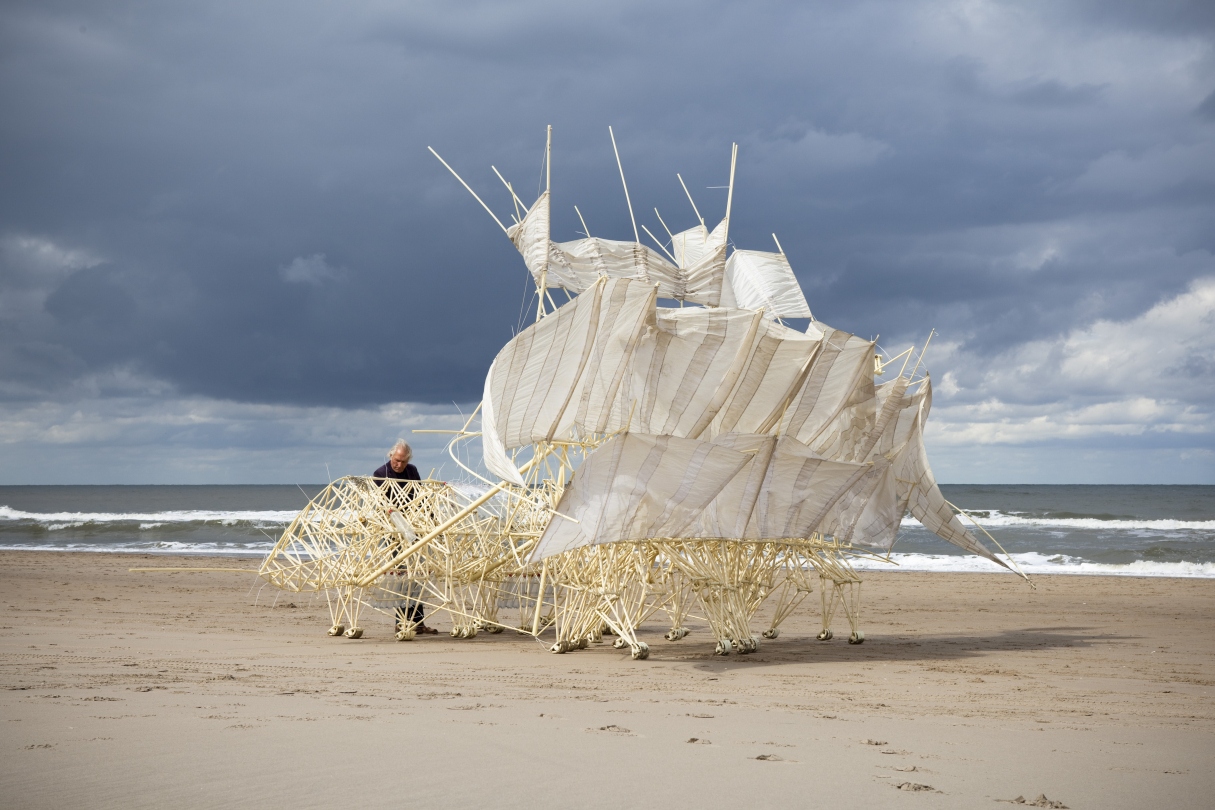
top-left (2, 551), bottom-right (1212, 809)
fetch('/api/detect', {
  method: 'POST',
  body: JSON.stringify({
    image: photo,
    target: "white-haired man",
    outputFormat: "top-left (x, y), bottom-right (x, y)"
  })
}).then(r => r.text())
top-left (371, 440), bottom-right (438, 634)
top-left (372, 439), bottom-right (421, 486)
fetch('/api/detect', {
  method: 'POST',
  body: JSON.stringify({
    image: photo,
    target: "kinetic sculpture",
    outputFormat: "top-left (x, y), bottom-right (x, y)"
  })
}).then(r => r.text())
top-left (261, 127), bottom-right (1025, 658)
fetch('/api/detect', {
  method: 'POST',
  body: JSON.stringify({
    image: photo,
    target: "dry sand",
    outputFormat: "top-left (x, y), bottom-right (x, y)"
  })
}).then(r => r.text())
top-left (1, 551), bottom-right (1212, 809)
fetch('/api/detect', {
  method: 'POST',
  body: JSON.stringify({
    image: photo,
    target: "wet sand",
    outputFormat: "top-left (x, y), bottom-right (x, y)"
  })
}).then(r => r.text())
top-left (1, 551), bottom-right (1212, 809)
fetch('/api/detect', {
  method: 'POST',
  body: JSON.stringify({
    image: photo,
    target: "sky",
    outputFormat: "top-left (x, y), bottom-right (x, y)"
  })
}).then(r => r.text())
top-left (1, 0), bottom-right (1213, 485)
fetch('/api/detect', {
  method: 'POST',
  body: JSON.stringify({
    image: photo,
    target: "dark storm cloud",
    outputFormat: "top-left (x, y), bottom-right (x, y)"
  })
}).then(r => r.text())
top-left (1, 0), bottom-right (1212, 421)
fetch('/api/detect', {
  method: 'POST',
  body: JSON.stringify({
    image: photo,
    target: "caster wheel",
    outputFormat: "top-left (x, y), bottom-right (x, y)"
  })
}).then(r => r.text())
top-left (465, 627), bottom-right (478, 639)
top-left (631, 642), bottom-right (650, 660)
top-left (715, 640), bottom-right (732, 656)
top-left (762, 628), bottom-right (780, 639)
top-left (486, 625), bottom-right (504, 634)
top-left (848, 631), bottom-right (865, 644)
top-left (665, 627), bottom-right (689, 641)
top-left (575, 637), bottom-right (589, 650)
top-left (550, 639), bottom-right (571, 654)
top-left (343, 627), bottom-right (363, 639)
top-left (817, 629), bottom-right (834, 641)
top-left (327, 625), bottom-right (345, 637)
top-left (395, 629), bottom-right (416, 641)
top-left (612, 637), bottom-right (628, 649)
top-left (451, 626), bottom-right (464, 638)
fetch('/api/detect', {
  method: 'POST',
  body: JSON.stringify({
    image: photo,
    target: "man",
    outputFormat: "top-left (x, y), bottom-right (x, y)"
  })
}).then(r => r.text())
top-left (372, 439), bottom-right (421, 486)
top-left (372, 440), bottom-right (438, 635)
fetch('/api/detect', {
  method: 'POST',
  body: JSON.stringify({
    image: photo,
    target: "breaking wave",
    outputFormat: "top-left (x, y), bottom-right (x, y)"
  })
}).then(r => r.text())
top-left (851, 551), bottom-right (1215, 578)
top-left (0, 506), bottom-right (297, 530)
top-left (902, 511), bottom-right (1215, 532)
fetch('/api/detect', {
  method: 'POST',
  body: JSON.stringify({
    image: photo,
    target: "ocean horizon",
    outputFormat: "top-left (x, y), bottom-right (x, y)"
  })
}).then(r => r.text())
top-left (1, 483), bottom-right (1212, 579)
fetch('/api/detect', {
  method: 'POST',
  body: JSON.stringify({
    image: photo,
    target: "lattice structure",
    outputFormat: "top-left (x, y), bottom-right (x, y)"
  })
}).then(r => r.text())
top-left (257, 129), bottom-right (1026, 659)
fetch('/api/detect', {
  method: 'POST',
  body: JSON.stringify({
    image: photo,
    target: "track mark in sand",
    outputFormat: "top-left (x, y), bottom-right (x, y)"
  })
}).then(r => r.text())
top-left (448, 703), bottom-right (504, 711)
top-left (686, 737), bottom-right (711, 744)
top-left (754, 753), bottom-right (797, 762)
top-left (894, 782), bottom-right (938, 792)
top-left (23, 743), bottom-right (55, 750)
top-left (998, 795), bottom-right (1068, 809)
top-left (862, 738), bottom-right (888, 745)
top-left (591, 724), bottom-right (633, 735)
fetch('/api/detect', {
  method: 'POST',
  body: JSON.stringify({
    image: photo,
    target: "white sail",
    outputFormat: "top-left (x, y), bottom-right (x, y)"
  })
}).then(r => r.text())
top-left (507, 193), bottom-right (728, 306)
top-left (530, 432), bottom-right (751, 561)
top-left (481, 277), bottom-right (656, 484)
top-left (720, 249), bottom-right (812, 319)
top-left (894, 398), bottom-right (1009, 567)
top-left (492, 184), bottom-right (1002, 564)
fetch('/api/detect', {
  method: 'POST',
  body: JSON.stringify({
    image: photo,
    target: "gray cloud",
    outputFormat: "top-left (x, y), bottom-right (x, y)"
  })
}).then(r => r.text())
top-left (1, 0), bottom-right (1212, 482)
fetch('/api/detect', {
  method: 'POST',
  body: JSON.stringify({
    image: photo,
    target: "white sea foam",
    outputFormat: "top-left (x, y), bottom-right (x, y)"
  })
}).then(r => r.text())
top-left (0, 506), bottom-right (298, 525)
top-left (0, 541), bottom-right (274, 556)
top-left (851, 551), bottom-right (1215, 578)
top-left (902, 512), bottom-right (1215, 531)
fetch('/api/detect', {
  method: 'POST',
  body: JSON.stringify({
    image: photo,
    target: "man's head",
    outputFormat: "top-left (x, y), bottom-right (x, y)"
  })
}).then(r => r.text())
top-left (388, 440), bottom-right (412, 474)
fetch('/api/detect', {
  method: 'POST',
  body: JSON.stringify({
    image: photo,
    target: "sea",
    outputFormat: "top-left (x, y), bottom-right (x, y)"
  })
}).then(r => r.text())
top-left (0, 484), bottom-right (1212, 578)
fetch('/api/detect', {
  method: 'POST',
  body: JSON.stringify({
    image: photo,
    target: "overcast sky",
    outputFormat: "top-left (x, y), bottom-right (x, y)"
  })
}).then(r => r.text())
top-left (1, 0), bottom-right (1212, 485)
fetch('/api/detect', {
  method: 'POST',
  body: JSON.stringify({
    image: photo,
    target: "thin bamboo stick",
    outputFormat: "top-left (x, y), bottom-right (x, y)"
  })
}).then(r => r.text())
top-left (609, 126), bottom-right (639, 243)
top-left (677, 174), bottom-right (704, 227)
top-left (641, 224), bottom-right (678, 264)
top-left (428, 147), bottom-right (507, 234)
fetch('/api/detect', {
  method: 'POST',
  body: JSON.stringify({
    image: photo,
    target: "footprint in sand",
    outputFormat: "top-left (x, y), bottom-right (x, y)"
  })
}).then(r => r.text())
top-left (895, 782), bottom-right (938, 792)
top-left (1000, 795), bottom-right (1068, 809)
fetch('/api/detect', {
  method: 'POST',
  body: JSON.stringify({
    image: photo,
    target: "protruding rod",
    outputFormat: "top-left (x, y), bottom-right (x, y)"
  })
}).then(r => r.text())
top-left (772, 233), bottom-right (785, 255)
top-left (723, 143), bottom-right (737, 244)
top-left (429, 147), bottom-right (508, 234)
top-left (609, 126), bottom-right (639, 243)
top-left (492, 165), bottom-right (530, 218)
top-left (538, 126), bottom-right (551, 323)
top-left (641, 224), bottom-right (678, 264)
top-left (654, 208), bottom-right (674, 240)
top-left (909, 329), bottom-right (935, 379)
top-left (677, 173), bottom-right (705, 227)
top-left (575, 205), bottom-right (591, 238)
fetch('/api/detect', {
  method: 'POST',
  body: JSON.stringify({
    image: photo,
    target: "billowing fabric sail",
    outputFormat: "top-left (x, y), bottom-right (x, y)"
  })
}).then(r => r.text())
top-left (719, 250), bottom-right (813, 319)
top-left (604, 306), bottom-right (767, 439)
top-left (530, 433), bottom-right (751, 562)
top-left (748, 437), bottom-right (874, 540)
top-left (894, 395), bottom-right (1008, 568)
top-left (506, 193), bottom-right (728, 306)
top-left (481, 245), bottom-right (1002, 564)
top-left (481, 277), bottom-right (656, 484)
